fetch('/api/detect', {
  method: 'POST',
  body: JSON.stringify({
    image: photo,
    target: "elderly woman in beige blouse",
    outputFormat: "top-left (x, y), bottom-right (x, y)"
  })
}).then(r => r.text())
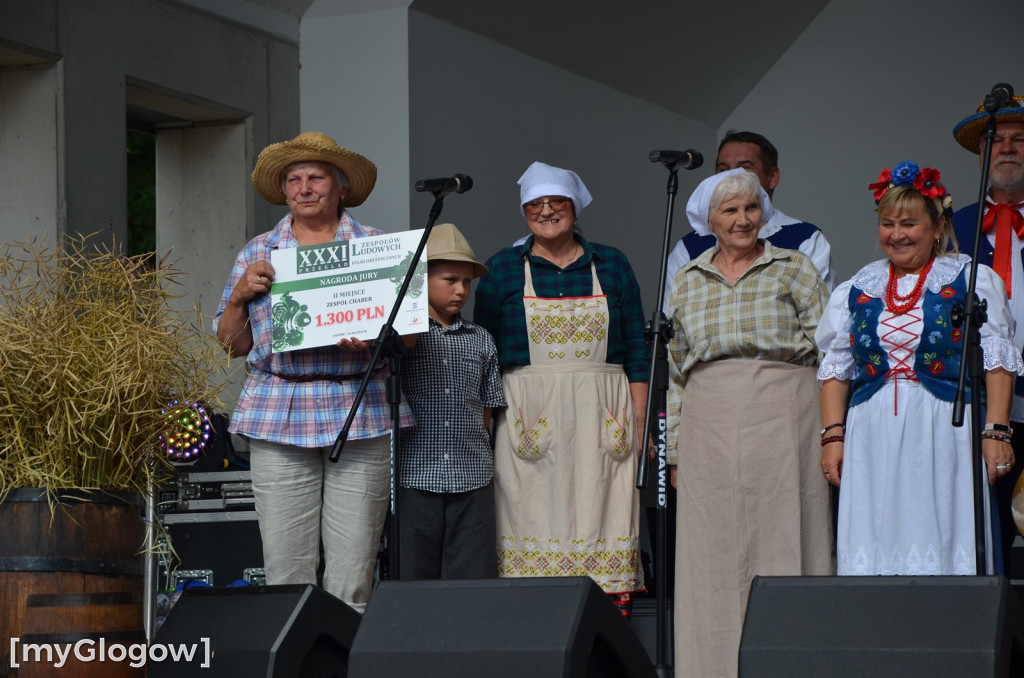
top-left (666, 168), bottom-right (833, 678)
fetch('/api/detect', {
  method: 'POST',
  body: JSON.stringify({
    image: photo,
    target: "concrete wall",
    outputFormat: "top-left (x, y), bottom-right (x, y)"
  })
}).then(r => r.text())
top-left (0, 63), bottom-right (63, 244)
top-left (297, 3), bottom-right (710, 318)
top-left (0, 0), bottom-right (305, 407)
top-left (300, 1), bottom-right (412, 233)
top-left (407, 11), bottom-right (713, 317)
top-left (721, 0), bottom-right (1024, 281)
top-left (0, 0), bottom-right (301, 300)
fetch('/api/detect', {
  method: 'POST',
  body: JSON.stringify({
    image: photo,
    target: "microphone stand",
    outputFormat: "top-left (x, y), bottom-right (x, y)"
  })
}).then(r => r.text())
top-left (637, 153), bottom-right (686, 678)
top-left (328, 194), bottom-right (445, 582)
top-left (952, 92), bottom-right (1004, 575)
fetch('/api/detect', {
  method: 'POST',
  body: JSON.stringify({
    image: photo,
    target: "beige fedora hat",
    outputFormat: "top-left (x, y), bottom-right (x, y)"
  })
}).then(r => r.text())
top-left (427, 223), bottom-right (488, 278)
top-left (251, 131), bottom-right (377, 207)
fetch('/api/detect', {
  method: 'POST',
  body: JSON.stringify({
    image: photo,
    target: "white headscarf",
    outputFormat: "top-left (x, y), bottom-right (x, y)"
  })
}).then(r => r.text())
top-left (685, 168), bottom-right (774, 237)
top-left (517, 161), bottom-right (593, 217)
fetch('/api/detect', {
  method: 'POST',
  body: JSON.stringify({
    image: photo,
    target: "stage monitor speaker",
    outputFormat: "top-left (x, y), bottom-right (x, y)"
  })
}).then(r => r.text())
top-left (739, 575), bottom-right (1024, 677)
top-left (348, 577), bottom-right (656, 678)
top-left (150, 584), bottom-right (359, 677)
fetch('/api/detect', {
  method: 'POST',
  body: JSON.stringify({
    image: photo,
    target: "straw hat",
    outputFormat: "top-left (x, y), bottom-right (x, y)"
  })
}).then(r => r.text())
top-left (427, 223), bottom-right (488, 278)
top-left (953, 95), bottom-right (1024, 154)
top-left (251, 132), bottom-right (377, 207)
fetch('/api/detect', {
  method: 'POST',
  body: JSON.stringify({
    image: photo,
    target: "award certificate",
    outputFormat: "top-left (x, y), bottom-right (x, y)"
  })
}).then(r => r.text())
top-left (269, 230), bottom-right (428, 352)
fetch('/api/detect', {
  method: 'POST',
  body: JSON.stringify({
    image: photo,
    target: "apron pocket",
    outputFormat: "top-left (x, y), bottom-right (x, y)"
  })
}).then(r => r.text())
top-left (511, 409), bottom-right (551, 460)
top-left (601, 407), bottom-right (634, 461)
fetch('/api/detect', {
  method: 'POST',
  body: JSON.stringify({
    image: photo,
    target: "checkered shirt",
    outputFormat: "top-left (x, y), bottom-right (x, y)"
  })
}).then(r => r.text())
top-left (473, 234), bottom-right (650, 380)
top-left (213, 211), bottom-right (414, 447)
top-left (398, 316), bottom-right (505, 492)
top-left (666, 241), bottom-right (826, 462)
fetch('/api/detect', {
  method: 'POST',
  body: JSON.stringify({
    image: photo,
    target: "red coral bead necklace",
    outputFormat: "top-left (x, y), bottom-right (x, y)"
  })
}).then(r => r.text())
top-left (885, 256), bottom-right (934, 315)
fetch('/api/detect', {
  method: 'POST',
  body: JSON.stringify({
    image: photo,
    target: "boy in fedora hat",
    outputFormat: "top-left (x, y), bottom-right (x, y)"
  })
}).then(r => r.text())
top-left (397, 223), bottom-right (505, 579)
top-left (952, 95), bottom-right (1024, 574)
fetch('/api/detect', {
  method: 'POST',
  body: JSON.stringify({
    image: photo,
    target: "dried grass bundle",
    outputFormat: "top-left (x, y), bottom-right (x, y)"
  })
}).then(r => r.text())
top-left (0, 235), bottom-right (233, 498)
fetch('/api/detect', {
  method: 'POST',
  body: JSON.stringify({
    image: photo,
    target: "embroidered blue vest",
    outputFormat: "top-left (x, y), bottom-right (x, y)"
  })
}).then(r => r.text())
top-left (848, 268), bottom-right (970, 407)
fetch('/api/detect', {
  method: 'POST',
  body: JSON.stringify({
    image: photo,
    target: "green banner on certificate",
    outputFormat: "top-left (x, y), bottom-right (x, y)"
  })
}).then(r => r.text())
top-left (269, 230), bottom-right (428, 352)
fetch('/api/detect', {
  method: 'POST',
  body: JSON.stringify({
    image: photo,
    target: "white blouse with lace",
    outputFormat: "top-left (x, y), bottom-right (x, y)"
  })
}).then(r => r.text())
top-left (815, 255), bottom-right (1024, 575)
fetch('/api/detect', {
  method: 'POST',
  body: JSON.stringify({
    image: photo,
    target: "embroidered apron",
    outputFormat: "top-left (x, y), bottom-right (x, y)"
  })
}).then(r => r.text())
top-left (493, 259), bottom-right (643, 593)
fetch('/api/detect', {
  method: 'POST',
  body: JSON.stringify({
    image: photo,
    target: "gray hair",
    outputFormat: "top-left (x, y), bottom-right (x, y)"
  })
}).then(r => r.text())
top-left (279, 161), bottom-right (350, 197)
top-left (708, 170), bottom-right (762, 218)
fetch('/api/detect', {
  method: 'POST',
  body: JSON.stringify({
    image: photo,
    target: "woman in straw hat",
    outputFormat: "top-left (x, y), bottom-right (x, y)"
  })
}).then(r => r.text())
top-left (667, 169), bottom-right (832, 678)
top-left (474, 161), bottom-right (649, 616)
top-left (213, 132), bottom-right (412, 612)
top-left (817, 161), bottom-right (1020, 579)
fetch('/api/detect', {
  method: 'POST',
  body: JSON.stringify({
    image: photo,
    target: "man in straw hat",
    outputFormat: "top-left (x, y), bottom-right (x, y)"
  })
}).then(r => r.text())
top-left (213, 132), bottom-right (413, 611)
top-left (397, 223), bottom-right (505, 580)
top-left (952, 95), bottom-right (1024, 574)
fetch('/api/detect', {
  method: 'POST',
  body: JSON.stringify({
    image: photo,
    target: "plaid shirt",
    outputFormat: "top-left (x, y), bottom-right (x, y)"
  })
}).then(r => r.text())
top-left (473, 234), bottom-right (650, 381)
top-left (398, 316), bottom-right (505, 493)
top-left (666, 240), bottom-right (825, 462)
top-left (213, 211), bottom-right (413, 447)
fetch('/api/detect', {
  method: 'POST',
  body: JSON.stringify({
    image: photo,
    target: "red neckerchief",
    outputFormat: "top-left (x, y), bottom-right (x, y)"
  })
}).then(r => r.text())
top-left (982, 200), bottom-right (1024, 298)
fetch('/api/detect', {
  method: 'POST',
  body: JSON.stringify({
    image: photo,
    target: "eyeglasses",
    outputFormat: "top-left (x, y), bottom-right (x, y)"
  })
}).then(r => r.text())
top-left (523, 196), bottom-right (572, 214)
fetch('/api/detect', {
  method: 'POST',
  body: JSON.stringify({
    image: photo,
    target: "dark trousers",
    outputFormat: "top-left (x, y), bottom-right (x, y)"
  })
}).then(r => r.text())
top-left (398, 481), bottom-right (497, 580)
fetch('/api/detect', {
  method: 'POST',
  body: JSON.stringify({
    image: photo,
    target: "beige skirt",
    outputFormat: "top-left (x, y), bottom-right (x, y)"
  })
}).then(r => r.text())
top-left (493, 362), bottom-right (643, 593)
top-left (673, 359), bottom-right (834, 678)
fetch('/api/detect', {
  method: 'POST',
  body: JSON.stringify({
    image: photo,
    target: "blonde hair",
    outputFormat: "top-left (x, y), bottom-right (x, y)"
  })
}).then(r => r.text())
top-left (877, 185), bottom-right (958, 255)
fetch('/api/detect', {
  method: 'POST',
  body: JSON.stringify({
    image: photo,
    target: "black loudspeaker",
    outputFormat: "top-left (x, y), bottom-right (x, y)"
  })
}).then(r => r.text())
top-left (150, 584), bottom-right (359, 677)
top-left (348, 577), bottom-right (656, 678)
top-left (739, 576), bottom-right (1024, 677)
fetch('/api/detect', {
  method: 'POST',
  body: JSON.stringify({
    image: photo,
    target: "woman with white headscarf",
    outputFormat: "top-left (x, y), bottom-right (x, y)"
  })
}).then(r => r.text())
top-left (666, 168), bottom-right (833, 678)
top-left (474, 161), bottom-right (649, 615)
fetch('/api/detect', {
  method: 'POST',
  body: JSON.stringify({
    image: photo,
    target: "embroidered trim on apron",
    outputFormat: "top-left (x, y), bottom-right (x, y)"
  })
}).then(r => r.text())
top-left (493, 258), bottom-right (643, 593)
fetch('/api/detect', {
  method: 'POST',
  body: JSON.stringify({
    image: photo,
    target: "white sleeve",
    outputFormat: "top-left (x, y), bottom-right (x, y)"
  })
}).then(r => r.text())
top-left (815, 280), bottom-right (856, 381)
top-left (977, 264), bottom-right (1024, 374)
top-left (662, 239), bottom-right (692, 313)
top-left (798, 230), bottom-right (837, 292)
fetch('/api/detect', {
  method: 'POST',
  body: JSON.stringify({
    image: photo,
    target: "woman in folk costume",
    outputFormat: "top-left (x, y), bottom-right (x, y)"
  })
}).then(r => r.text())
top-left (666, 168), bottom-right (833, 678)
top-left (817, 161), bottom-right (1022, 576)
top-left (473, 161), bottom-right (649, 615)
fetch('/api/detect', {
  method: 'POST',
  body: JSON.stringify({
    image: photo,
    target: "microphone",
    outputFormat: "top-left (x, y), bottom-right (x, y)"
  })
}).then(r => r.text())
top-left (984, 82), bottom-right (1015, 113)
top-left (414, 174), bottom-right (473, 196)
top-left (649, 149), bottom-right (703, 170)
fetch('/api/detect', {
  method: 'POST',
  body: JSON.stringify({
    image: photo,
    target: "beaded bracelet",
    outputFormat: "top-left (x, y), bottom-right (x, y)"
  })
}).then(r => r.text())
top-left (981, 430), bottom-right (1013, 444)
top-left (820, 435), bottom-right (845, 447)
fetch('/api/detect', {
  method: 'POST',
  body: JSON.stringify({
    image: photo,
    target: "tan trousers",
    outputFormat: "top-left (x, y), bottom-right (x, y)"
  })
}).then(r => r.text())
top-left (249, 436), bottom-right (390, 612)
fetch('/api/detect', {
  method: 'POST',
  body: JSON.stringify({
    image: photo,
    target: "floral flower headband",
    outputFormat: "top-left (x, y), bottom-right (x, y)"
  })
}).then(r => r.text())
top-left (868, 160), bottom-right (954, 211)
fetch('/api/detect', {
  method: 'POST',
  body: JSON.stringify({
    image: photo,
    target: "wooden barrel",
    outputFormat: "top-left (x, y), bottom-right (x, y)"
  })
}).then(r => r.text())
top-left (0, 489), bottom-right (145, 677)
